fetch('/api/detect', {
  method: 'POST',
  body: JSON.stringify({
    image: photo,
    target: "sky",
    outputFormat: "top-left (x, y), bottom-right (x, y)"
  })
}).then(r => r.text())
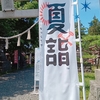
top-left (74, 0), bottom-right (100, 28)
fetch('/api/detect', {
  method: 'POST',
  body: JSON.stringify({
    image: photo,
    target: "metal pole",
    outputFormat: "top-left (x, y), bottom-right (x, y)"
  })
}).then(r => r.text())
top-left (76, 0), bottom-right (86, 100)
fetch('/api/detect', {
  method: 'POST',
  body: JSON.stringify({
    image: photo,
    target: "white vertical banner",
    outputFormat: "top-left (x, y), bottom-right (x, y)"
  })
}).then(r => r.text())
top-left (34, 48), bottom-right (40, 81)
top-left (39, 0), bottom-right (80, 100)
top-left (34, 48), bottom-right (40, 92)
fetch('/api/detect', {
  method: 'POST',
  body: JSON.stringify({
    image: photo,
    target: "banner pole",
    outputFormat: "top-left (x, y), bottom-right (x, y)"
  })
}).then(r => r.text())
top-left (76, 0), bottom-right (86, 100)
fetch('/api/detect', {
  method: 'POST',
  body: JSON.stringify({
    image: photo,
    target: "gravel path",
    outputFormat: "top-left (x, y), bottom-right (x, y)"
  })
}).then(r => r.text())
top-left (0, 67), bottom-right (39, 100)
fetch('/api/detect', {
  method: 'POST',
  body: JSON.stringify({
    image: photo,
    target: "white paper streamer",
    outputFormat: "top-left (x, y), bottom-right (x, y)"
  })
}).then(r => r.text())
top-left (17, 36), bottom-right (21, 46)
top-left (27, 30), bottom-right (31, 40)
top-left (5, 38), bottom-right (8, 49)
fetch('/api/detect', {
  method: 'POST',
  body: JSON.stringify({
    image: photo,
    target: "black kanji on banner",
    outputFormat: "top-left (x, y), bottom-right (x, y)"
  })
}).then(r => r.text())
top-left (46, 3), bottom-right (69, 66)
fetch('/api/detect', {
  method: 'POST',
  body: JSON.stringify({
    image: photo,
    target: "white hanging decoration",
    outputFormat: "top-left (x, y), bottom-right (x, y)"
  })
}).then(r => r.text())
top-left (27, 30), bottom-right (31, 40)
top-left (5, 38), bottom-right (8, 49)
top-left (17, 36), bottom-right (21, 46)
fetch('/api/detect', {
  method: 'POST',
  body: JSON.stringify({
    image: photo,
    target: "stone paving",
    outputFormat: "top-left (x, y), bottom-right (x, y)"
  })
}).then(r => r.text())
top-left (0, 67), bottom-right (39, 100)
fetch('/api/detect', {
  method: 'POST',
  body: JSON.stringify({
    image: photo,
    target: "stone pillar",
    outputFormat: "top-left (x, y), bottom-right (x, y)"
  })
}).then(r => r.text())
top-left (88, 69), bottom-right (100, 100)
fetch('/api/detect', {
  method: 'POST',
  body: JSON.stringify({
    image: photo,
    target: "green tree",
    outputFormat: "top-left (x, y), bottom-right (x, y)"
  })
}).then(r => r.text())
top-left (75, 21), bottom-right (86, 38)
top-left (0, 0), bottom-right (39, 54)
top-left (82, 35), bottom-right (100, 68)
top-left (88, 16), bottom-right (100, 35)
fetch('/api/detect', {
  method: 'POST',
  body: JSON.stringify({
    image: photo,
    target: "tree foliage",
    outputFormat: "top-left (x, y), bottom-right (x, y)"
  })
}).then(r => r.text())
top-left (0, 0), bottom-right (38, 54)
top-left (81, 17), bottom-right (100, 66)
top-left (88, 16), bottom-right (100, 35)
top-left (82, 34), bottom-right (100, 68)
top-left (82, 35), bottom-right (100, 49)
top-left (75, 21), bottom-right (86, 38)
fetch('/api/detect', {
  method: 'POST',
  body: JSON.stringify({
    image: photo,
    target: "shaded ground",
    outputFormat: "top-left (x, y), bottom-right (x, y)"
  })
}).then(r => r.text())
top-left (0, 67), bottom-right (38, 100)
